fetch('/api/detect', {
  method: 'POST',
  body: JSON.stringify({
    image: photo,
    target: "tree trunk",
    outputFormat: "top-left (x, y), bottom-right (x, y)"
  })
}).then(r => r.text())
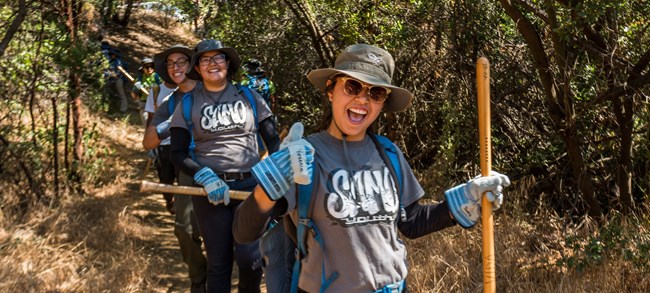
top-left (0, 0), bottom-right (27, 57)
top-left (60, 0), bottom-right (84, 191)
top-left (499, 0), bottom-right (603, 219)
top-left (52, 95), bottom-right (60, 198)
top-left (64, 89), bottom-right (70, 172)
top-left (612, 95), bottom-right (635, 212)
top-left (284, 0), bottom-right (336, 67)
top-left (120, 0), bottom-right (135, 26)
top-left (101, 0), bottom-right (113, 24)
top-left (564, 128), bottom-right (602, 217)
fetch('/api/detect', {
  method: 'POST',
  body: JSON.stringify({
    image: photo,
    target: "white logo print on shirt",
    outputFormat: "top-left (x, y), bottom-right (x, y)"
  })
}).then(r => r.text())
top-left (200, 100), bottom-right (248, 132)
top-left (325, 167), bottom-right (399, 226)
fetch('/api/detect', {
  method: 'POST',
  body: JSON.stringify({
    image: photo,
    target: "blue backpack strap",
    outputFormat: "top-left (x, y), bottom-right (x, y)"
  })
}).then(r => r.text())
top-left (167, 92), bottom-right (176, 115)
top-left (290, 143), bottom-right (339, 293)
top-left (290, 178), bottom-right (312, 293)
top-left (180, 92), bottom-right (195, 161)
top-left (370, 133), bottom-right (406, 222)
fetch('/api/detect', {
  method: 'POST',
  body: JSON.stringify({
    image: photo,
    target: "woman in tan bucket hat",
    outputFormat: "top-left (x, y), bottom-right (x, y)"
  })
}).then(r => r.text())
top-left (234, 44), bottom-right (511, 292)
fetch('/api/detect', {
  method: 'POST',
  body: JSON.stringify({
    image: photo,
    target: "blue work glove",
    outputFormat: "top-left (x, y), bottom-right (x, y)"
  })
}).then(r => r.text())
top-left (194, 167), bottom-right (230, 205)
top-left (279, 122), bottom-right (313, 185)
top-left (156, 118), bottom-right (171, 140)
top-left (252, 123), bottom-right (314, 201)
top-left (445, 171), bottom-right (510, 228)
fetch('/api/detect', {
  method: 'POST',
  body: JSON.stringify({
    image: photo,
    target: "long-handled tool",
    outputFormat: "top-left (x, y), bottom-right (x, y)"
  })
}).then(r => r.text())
top-left (117, 64), bottom-right (155, 177)
top-left (477, 57), bottom-right (495, 292)
top-left (117, 65), bottom-right (149, 96)
top-left (140, 180), bottom-right (250, 200)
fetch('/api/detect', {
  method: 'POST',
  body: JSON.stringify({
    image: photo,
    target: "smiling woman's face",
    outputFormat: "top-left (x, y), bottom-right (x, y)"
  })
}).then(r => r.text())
top-left (195, 51), bottom-right (229, 90)
top-left (327, 76), bottom-right (385, 141)
top-left (166, 53), bottom-right (190, 85)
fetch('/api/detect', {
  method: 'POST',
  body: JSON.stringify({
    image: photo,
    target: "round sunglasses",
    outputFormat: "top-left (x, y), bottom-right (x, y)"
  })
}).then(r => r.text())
top-left (338, 76), bottom-right (391, 103)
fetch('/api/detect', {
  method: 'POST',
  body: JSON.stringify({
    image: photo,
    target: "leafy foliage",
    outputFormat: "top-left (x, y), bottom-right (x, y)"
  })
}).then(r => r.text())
top-left (558, 214), bottom-right (650, 272)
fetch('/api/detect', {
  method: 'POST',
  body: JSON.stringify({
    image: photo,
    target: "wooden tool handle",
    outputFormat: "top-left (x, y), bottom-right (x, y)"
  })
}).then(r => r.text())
top-left (117, 65), bottom-right (149, 96)
top-left (139, 180), bottom-right (250, 200)
top-left (477, 57), bottom-right (495, 293)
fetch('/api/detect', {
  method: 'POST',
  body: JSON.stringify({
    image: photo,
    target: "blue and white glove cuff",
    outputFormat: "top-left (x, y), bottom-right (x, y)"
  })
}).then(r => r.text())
top-left (194, 167), bottom-right (215, 185)
top-left (252, 153), bottom-right (292, 201)
top-left (445, 184), bottom-right (478, 228)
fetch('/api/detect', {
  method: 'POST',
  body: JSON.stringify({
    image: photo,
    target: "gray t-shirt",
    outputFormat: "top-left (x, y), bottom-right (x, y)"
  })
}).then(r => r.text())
top-left (151, 90), bottom-right (181, 146)
top-left (169, 83), bottom-right (272, 172)
top-left (286, 130), bottom-right (425, 292)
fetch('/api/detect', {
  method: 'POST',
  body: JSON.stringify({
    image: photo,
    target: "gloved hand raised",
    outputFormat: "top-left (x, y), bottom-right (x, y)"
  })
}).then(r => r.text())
top-left (445, 171), bottom-right (510, 228)
top-left (252, 122), bottom-right (314, 200)
top-left (279, 122), bottom-right (312, 184)
top-left (194, 167), bottom-right (230, 205)
top-left (156, 117), bottom-right (171, 140)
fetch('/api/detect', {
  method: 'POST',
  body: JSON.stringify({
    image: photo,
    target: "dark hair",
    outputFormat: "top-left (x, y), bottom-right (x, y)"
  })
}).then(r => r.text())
top-left (315, 75), bottom-right (379, 133)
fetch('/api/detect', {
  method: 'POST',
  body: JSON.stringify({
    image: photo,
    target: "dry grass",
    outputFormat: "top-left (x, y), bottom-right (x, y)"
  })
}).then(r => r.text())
top-left (405, 198), bottom-right (649, 293)
top-left (2, 106), bottom-right (647, 292)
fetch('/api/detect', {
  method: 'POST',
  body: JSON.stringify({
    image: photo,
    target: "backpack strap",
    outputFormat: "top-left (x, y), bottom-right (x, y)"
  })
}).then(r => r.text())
top-left (369, 133), bottom-right (406, 222)
top-left (291, 155), bottom-right (339, 293)
top-left (180, 92), bottom-right (196, 161)
top-left (167, 92), bottom-right (176, 115)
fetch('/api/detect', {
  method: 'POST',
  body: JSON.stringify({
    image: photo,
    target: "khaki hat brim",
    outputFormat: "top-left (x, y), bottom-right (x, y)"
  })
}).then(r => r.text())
top-left (307, 68), bottom-right (413, 112)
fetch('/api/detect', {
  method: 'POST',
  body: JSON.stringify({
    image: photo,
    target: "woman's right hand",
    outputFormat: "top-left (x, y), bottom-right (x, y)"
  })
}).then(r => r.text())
top-left (280, 122), bottom-right (313, 184)
top-left (194, 167), bottom-right (230, 205)
top-left (252, 122), bottom-right (314, 201)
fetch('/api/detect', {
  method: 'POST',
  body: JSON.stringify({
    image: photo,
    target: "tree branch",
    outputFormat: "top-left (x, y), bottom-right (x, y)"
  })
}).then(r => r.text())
top-left (0, 0), bottom-right (27, 58)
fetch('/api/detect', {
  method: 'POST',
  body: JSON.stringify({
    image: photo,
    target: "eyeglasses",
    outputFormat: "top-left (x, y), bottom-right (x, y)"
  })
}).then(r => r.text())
top-left (199, 54), bottom-right (226, 66)
top-left (143, 65), bottom-right (154, 70)
top-left (165, 58), bottom-right (189, 69)
top-left (338, 76), bottom-right (391, 103)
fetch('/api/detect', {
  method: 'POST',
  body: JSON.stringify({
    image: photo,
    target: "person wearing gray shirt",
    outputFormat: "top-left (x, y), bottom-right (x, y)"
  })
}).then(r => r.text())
top-left (143, 45), bottom-right (208, 293)
top-left (169, 40), bottom-right (280, 293)
top-left (234, 44), bottom-right (511, 292)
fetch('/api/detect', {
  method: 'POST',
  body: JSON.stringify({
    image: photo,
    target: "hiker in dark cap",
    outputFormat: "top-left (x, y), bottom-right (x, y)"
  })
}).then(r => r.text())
top-left (142, 44), bottom-right (208, 293)
top-left (233, 44), bottom-right (511, 292)
top-left (169, 39), bottom-right (281, 293)
top-left (132, 57), bottom-right (161, 126)
top-left (241, 59), bottom-right (276, 109)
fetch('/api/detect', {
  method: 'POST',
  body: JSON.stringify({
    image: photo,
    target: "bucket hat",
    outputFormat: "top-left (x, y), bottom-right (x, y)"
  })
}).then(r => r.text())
top-left (138, 57), bottom-right (154, 72)
top-left (307, 44), bottom-right (413, 112)
top-left (153, 44), bottom-right (193, 84)
top-left (244, 59), bottom-right (265, 74)
top-left (186, 39), bottom-right (240, 81)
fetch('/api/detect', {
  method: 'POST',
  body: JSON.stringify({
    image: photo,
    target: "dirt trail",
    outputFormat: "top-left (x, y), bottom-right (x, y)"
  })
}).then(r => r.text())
top-left (90, 114), bottom-right (189, 291)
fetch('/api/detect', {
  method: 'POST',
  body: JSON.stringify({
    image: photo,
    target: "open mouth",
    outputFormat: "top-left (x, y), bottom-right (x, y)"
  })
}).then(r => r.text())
top-left (348, 107), bottom-right (367, 123)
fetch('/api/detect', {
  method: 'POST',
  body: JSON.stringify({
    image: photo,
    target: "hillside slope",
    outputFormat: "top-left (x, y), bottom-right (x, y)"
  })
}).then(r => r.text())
top-left (103, 10), bottom-right (199, 78)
